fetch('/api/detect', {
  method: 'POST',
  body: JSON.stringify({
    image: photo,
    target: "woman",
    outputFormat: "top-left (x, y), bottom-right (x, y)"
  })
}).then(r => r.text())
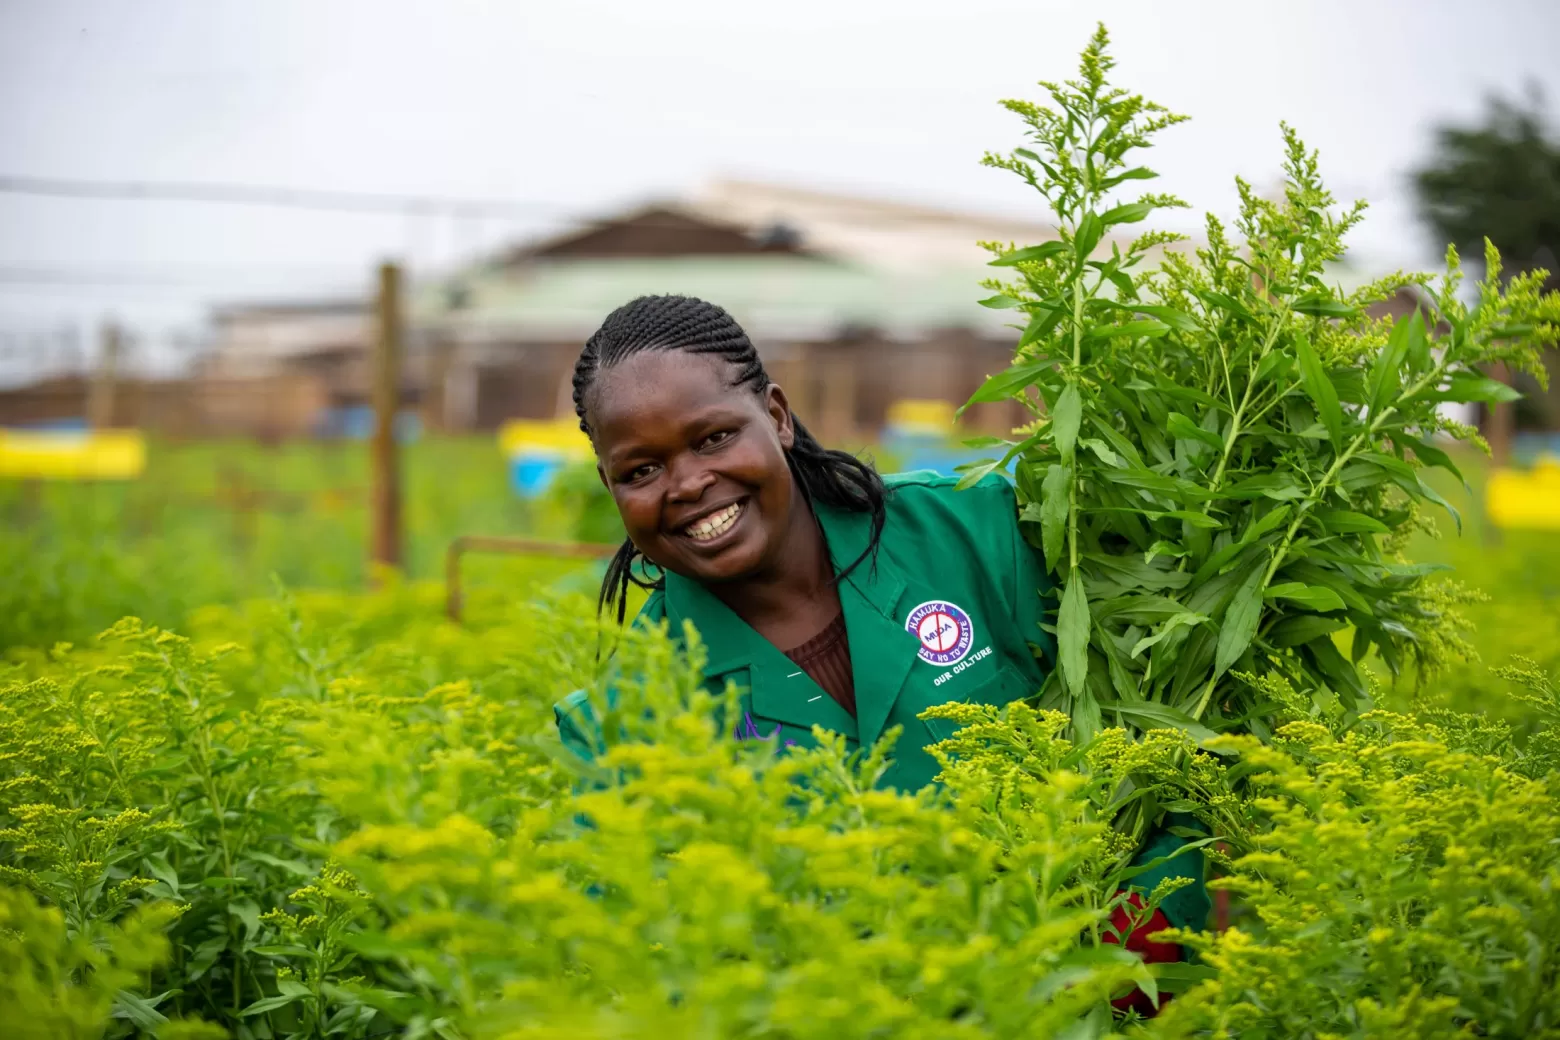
top-left (554, 295), bottom-right (1206, 987)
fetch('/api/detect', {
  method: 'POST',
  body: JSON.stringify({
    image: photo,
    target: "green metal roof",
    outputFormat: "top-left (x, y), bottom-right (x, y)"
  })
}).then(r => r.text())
top-left (413, 256), bottom-right (1014, 341)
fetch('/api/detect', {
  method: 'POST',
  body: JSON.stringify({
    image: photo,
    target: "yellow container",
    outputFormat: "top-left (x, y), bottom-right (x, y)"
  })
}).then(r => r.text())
top-left (886, 399), bottom-right (956, 434)
top-left (0, 429), bottom-right (146, 480)
top-left (498, 418), bottom-right (593, 461)
top-left (1487, 458), bottom-right (1560, 531)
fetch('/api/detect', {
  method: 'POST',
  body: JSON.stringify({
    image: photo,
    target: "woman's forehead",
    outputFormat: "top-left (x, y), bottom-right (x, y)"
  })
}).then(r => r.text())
top-left (589, 350), bottom-right (756, 439)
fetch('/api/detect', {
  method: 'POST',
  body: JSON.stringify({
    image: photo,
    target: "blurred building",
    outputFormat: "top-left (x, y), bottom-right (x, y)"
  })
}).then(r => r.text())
top-left (186, 182), bottom-right (1061, 441)
top-left (0, 179), bottom-right (1500, 444)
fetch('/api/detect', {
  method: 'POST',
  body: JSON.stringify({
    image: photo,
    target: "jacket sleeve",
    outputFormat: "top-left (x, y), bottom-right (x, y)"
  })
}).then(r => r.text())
top-left (553, 687), bottom-right (604, 763)
top-left (552, 592), bottom-right (667, 763)
top-left (1127, 814), bottom-right (1212, 932)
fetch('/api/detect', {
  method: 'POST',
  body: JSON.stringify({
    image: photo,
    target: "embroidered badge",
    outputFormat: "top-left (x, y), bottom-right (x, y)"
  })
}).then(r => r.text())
top-left (905, 599), bottom-right (975, 667)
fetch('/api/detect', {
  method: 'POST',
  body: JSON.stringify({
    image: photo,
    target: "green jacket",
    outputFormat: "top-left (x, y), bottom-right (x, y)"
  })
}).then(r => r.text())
top-left (555, 471), bottom-right (1209, 930)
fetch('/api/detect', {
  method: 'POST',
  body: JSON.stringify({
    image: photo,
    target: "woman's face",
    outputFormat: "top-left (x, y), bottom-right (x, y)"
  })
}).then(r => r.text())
top-left (587, 350), bottom-right (802, 586)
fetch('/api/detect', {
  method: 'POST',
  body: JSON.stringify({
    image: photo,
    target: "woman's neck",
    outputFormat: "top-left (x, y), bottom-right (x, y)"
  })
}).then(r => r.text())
top-left (710, 488), bottom-right (841, 649)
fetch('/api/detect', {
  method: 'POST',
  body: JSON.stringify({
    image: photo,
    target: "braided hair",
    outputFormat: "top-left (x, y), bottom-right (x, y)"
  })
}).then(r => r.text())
top-left (573, 294), bottom-right (887, 624)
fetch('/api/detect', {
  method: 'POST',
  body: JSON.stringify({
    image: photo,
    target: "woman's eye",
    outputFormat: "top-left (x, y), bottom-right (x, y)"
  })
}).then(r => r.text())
top-left (702, 430), bottom-right (733, 449)
top-left (623, 464), bottom-right (658, 483)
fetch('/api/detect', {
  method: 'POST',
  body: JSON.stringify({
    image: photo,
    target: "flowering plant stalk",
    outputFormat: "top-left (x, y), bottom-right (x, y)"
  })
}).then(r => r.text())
top-left (964, 25), bottom-right (1560, 748)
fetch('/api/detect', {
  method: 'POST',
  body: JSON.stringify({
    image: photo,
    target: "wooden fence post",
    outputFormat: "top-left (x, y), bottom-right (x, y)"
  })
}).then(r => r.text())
top-left (371, 262), bottom-right (404, 575)
top-left (1486, 362), bottom-right (1514, 468)
top-left (88, 321), bottom-right (122, 429)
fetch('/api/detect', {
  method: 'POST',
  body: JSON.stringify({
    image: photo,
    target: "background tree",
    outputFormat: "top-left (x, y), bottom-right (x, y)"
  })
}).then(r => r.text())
top-left (1413, 88), bottom-right (1560, 430)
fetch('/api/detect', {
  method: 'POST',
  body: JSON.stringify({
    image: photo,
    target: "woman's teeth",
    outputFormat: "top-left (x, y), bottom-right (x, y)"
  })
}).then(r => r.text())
top-left (686, 502), bottom-right (743, 542)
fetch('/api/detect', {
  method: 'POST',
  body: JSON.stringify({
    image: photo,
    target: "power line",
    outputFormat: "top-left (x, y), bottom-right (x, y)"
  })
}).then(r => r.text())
top-left (0, 264), bottom-right (368, 287)
top-left (0, 174), bottom-right (563, 217)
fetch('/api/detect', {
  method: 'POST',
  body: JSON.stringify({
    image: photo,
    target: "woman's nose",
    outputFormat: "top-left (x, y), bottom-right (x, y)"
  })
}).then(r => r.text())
top-left (665, 456), bottom-right (716, 501)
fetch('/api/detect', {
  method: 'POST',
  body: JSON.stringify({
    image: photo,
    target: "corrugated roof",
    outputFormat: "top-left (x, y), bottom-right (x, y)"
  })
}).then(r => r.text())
top-left (416, 256), bottom-right (1016, 342)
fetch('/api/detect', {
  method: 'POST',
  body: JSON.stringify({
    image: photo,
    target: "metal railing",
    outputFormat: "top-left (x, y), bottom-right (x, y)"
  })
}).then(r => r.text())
top-left (445, 534), bottom-right (620, 621)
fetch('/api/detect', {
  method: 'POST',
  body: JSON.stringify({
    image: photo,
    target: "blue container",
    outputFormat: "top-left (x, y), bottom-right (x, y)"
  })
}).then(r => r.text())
top-left (316, 407), bottom-right (421, 442)
top-left (509, 453), bottom-right (565, 498)
top-left (11, 417), bottom-right (89, 432)
top-left (882, 429), bottom-right (1004, 480)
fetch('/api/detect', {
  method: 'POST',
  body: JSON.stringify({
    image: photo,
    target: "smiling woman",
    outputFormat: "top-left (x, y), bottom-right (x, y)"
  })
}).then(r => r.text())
top-left (558, 294), bottom-right (1209, 1003)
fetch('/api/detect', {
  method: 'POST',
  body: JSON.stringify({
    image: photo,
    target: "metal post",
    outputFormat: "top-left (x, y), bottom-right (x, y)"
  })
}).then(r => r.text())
top-left (371, 262), bottom-right (404, 573)
top-left (444, 535), bottom-right (620, 622)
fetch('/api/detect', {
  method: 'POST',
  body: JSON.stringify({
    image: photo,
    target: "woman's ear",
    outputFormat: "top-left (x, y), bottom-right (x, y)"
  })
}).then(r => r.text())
top-left (765, 383), bottom-right (796, 450)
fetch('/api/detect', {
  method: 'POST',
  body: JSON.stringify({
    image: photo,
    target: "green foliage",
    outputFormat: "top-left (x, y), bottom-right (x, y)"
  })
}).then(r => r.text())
top-left (3, 26), bottom-right (1560, 1040)
top-left (1153, 710), bottom-right (1560, 1038)
top-left (308, 623), bottom-right (1163, 1038)
top-left (966, 25), bottom-right (1560, 749)
top-left (0, 887), bottom-right (225, 1040)
top-left (0, 581), bottom-right (596, 1038)
top-left (0, 438), bottom-right (615, 650)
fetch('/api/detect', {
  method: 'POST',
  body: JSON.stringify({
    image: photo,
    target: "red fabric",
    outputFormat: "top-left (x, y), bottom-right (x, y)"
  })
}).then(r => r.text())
top-left (1102, 893), bottom-right (1179, 1018)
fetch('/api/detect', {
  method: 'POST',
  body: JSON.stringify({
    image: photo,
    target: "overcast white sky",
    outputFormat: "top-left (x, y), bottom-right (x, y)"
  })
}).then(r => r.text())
top-left (1, 0), bottom-right (1557, 376)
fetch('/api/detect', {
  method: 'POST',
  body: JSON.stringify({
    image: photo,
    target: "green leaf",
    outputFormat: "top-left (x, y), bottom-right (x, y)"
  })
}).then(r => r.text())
top-left (989, 241), bottom-right (1070, 266)
top-left (1130, 612), bottom-right (1209, 658)
top-left (1388, 431), bottom-right (1464, 484)
top-left (1100, 202), bottom-right (1154, 226)
top-left (252, 944), bottom-right (313, 957)
top-left (1253, 349), bottom-right (1293, 384)
top-left (1269, 613), bottom-right (1347, 648)
top-left (1264, 583), bottom-right (1346, 612)
top-left (1295, 335), bottom-right (1343, 445)
top-left (1404, 307), bottom-right (1431, 372)
top-left (1040, 463), bottom-right (1070, 574)
top-left (1129, 304), bottom-right (1200, 333)
top-left (1107, 702), bottom-right (1218, 743)
top-left (1166, 412), bottom-right (1224, 450)
top-left (1292, 293), bottom-right (1358, 318)
top-left (1357, 451), bottom-right (1416, 480)
top-left (977, 294), bottom-right (1023, 309)
top-left (1224, 473), bottom-right (1305, 501)
top-left (1080, 438), bottom-right (1120, 466)
top-left (1099, 166), bottom-right (1159, 188)
top-left (143, 852), bottom-right (180, 898)
top-left (112, 990), bottom-right (169, 1029)
top-left (241, 993), bottom-right (306, 1017)
top-left (1196, 289), bottom-right (1255, 322)
top-left (1250, 503), bottom-right (1292, 538)
top-left (1314, 509), bottom-right (1390, 534)
top-left (1105, 469), bottom-right (1215, 500)
top-left (1426, 373), bottom-right (1522, 404)
top-left (1058, 570), bottom-right (1090, 697)
top-left (963, 360), bottom-right (1053, 407)
top-left (1215, 566), bottom-right (1267, 677)
top-left (1016, 305), bottom-right (1063, 348)
top-left (1368, 313), bottom-right (1412, 418)
top-left (1104, 268), bottom-right (1135, 299)
top-left (1074, 213), bottom-right (1103, 258)
top-left (1151, 962), bottom-right (1221, 994)
top-left (1148, 509), bottom-right (1225, 530)
top-left (1084, 319), bottom-right (1170, 341)
top-left (954, 457), bottom-right (1004, 491)
top-left (1305, 635), bottom-right (1369, 710)
top-left (1053, 384), bottom-right (1083, 465)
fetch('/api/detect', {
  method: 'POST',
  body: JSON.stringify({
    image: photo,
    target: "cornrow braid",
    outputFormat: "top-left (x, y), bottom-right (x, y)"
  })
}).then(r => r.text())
top-left (573, 294), bottom-right (887, 624)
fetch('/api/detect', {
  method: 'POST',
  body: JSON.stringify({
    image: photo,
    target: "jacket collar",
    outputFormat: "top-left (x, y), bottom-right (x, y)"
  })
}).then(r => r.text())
top-left (661, 499), bottom-right (922, 748)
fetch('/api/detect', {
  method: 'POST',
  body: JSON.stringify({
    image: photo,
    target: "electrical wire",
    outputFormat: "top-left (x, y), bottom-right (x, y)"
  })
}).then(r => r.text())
top-left (0, 174), bottom-right (560, 217)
